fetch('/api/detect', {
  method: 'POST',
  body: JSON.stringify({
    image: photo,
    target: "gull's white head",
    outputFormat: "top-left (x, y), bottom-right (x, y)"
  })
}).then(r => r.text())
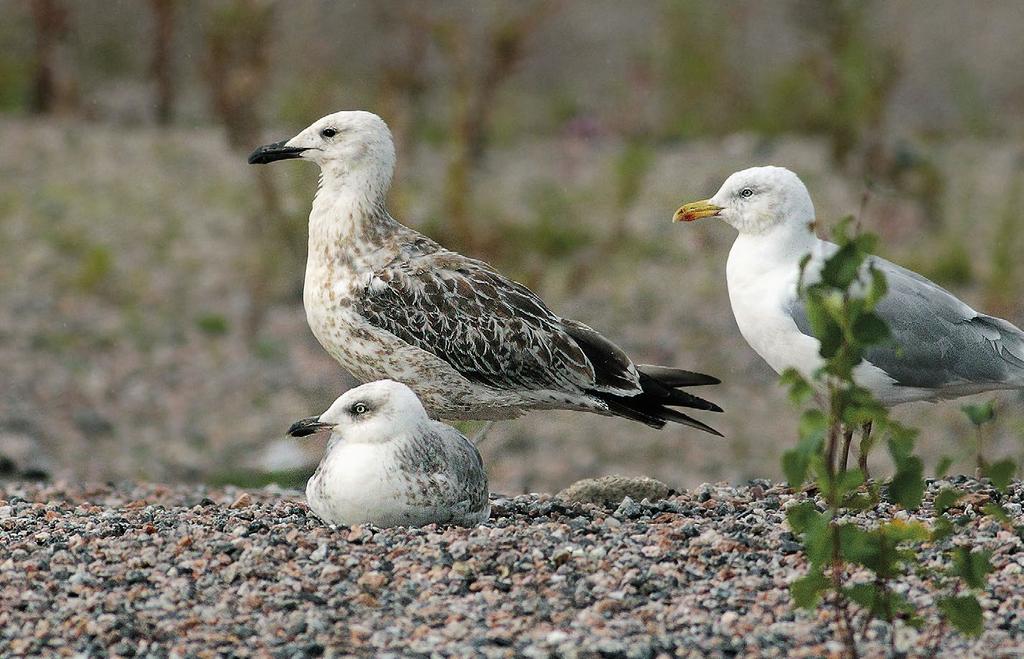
top-left (248, 110), bottom-right (396, 201)
top-left (286, 379), bottom-right (427, 444)
top-left (673, 166), bottom-right (815, 236)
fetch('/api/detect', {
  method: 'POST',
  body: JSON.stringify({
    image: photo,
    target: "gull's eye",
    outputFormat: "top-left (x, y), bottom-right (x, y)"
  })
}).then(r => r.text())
top-left (740, 187), bottom-right (754, 198)
top-left (320, 127), bottom-right (338, 139)
top-left (350, 402), bottom-right (369, 416)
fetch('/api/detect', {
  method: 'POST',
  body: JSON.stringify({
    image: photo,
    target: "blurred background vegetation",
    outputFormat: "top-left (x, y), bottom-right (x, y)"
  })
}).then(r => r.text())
top-left (1, 0), bottom-right (1023, 493)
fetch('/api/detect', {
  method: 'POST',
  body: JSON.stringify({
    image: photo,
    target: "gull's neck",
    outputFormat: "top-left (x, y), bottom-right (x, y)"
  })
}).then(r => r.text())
top-left (308, 162), bottom-right (399, 265)
top-left (729, 219), bottom-right (821, 276)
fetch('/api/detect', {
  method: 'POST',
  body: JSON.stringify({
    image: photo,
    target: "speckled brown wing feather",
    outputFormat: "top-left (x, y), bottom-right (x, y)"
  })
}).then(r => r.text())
top-left (353, 252), bottom-right (642, 397)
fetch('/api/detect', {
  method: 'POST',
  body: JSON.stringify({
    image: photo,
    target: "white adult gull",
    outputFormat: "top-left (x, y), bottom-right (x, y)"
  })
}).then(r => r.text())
top-left (250, 110), bottom-right (722, 434)
top-left (673, 166), bottom-right (1024, 468)
top-left (288, 379), bottom-right (490, 528)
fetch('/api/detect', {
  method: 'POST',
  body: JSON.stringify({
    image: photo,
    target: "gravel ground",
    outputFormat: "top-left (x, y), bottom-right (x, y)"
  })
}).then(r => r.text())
top-left (1, 478), bottom-right (1022, 657)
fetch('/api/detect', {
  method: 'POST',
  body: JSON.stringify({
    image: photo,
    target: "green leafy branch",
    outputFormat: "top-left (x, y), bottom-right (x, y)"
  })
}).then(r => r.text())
top-left (779, 218), bottom-right (1012, 656)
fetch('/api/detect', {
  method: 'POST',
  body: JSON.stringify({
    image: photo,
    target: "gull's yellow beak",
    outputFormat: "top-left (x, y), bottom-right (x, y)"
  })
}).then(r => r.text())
top-left (673, 200), bottom-right (723, 223)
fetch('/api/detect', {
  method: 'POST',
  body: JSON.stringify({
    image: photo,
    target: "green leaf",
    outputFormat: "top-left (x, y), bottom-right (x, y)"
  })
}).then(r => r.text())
top-left (983, 458), bottom-right (1017, 492)
top-left (831, 216), bottom-right (856, 243)
top-left (865, 266), bottom-right (888, 307)
top-left (783, 449), bottom-right (810, 488)
top-left (780, 368), bottom-right (814, 404)
top-left (888, 434), bottom-right (916, 463)
top-left (844, 583), bottom-right (914, 622)
top-left (835, 469), bottom-right (865, 497)
top-left (787, 504), bottom-right (832, 567)
top-left (786, 502), bottom-right (822, 534)
top-left (881, 519), bottom-right (931, 543)
top-left (784, 419), bottom-right (827, 487)
top-left (805, 292), bottom-right (843, 358)
top-left (843, 582), bottom-right (880, 610)
top-left (935, 455), bottom-right (954, 479)
top-left (796, 253), bottom-right (813, 288)
top-left (886, 420), bottom-right (919, 446)
top-left (931, 515), bottom-right (954, 542)
top-left (840, 387), bottom-right (887, 426)
top-left (905, 612), bottom-right (927, 630)
top-left (951, 547), bottom-right (993, 589)
top-left (853, 232), bottom-right (878, 254)
top-left (961, 400), bottom-right (996, 427)
top-left (888, 455), bottom-right (925, 510)
top-left (802, 519), bottom-right (835, 564)
top-left (851, 312), bottom-right (890, 345)
top-left (844, 492), bottom-right (876, 510)
top-left (798, 409), bottom-right (828, 443)
top-left (934, 487), bottom-right (964, 514)
top-left (821, 242), bottom-right (865, 290)
top-left (827, 346), bottom-right (866, 381)
top-left (938, 595), bottom-right (984, 637)
top-left (791, 569), bottom-right (830, 609)
top-left (983, 502), bottom-right (1012, 524)
top-left (837, 523), bottom-right (876, 567)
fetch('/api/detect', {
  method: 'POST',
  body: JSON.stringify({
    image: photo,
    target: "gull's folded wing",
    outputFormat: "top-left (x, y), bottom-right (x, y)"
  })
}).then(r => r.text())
top-left (790, 255), bottom-right (1024, 389)
top-left (354, 252), bottom-right (643, 397)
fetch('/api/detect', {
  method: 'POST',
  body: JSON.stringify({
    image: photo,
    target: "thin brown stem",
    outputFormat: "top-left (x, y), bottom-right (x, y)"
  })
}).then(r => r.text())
top-left (840, 425), bottom-right (854, 475)
top-left (975, 428), bottom-right (986, 476)
top-left (830, 525), bottom-right (858, 659)
top-left (858, 421), bottom-right (873, 481)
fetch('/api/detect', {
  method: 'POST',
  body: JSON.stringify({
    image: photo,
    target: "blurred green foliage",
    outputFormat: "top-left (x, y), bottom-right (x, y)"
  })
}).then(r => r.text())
top-left (74, 244), bottom-right (114, 293)
top-left (196, 313), bottom-right (230, 336)
top-left (208, 467), bottom-right (312, 490)
top-left (986, 167), bottom-right (1024, 312)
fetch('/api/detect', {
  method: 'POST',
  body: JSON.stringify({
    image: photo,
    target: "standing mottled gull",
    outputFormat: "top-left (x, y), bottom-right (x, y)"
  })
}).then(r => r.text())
top-left (250, 110), bottom-right (722, 434)
top-left (288, 380), bottom-right (489, 527)
top-left (673, 166), bottom-right (1024, 465)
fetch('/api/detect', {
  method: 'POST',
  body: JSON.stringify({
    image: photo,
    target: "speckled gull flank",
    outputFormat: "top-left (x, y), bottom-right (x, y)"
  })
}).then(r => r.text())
top-left (674, 165), bottom-right (1024, 406)
top-left (287, 380), bottom-right (489, 528)
top-left (250, 110), bottom-right (722, 433)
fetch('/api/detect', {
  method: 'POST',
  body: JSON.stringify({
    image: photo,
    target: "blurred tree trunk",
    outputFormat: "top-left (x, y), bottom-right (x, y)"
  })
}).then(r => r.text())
top-left (374, 4), bottom-right (430, 159)
top-left (430, 1), bottom-right (561, 253)
top-left (372, 3), bottom-right (432, 220)
top-left (203, 0), bottom-right (284, 342)
top-left (204, 0), bottom-right (273, 150)
top-left (608, 56), bottom-right (656, 247)
top-left (149, 0), bottom-right (176, 125)
top-left (30, 0), bottom-right (77, 115)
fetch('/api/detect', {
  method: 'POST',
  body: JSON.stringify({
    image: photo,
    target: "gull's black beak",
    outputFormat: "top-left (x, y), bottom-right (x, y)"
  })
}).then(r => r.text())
top-left (248, 140), bottom-right (307, 165)
top-left (287, 416), bottom-right (334, 438)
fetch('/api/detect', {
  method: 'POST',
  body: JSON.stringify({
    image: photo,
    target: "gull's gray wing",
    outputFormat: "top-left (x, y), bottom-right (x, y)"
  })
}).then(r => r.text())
top-left (354, 250), bottom-right (643, 397)
top-left (395, 423), bottom-right (490, 525)
top-left (790, 256), bottom-right (1024, 389)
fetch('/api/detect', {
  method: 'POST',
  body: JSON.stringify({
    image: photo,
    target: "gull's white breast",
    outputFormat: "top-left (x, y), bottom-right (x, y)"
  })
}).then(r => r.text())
top-left (726, 236), bottom-right (823, 379)
top-left (726, 234), bottom-right (907, 403)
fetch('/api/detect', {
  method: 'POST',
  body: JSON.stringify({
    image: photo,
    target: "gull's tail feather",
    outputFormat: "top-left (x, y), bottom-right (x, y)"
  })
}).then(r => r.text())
top-left (593, 370), bottom-right (724, 435)
top-left (637, 364), bottom-right (720, 387)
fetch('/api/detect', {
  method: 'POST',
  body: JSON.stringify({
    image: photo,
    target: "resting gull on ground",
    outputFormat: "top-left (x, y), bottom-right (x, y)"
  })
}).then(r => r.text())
top-left (250, 110), bottom-right (722, 434)
top-left (673, 166), bottom-right (1024, 469)
top-left (288, 379), bottom-right (489, 527)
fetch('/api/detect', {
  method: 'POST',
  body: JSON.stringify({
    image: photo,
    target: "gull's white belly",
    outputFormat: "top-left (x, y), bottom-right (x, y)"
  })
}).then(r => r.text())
top-left (727, 265), bottom-right (822, 379)
top-left (305, 443), bottom-right (429, 527)
top-left (305, 441), bottom-right (487, 528)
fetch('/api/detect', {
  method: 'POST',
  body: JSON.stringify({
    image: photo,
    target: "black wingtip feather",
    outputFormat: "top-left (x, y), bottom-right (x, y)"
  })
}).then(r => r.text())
top-left (636, 364), bottom-right (721, 387)
top-left (591, 365), bottom-right (724, 435)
